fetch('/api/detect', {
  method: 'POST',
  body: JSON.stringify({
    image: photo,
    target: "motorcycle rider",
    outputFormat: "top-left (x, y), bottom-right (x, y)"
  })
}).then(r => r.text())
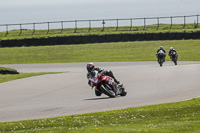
top-left (168, 47), bottom-right (178, 59)
top-left (86, 63), bottom-right (122, 96)
top-left (156, 46), bottom-right (166, 62)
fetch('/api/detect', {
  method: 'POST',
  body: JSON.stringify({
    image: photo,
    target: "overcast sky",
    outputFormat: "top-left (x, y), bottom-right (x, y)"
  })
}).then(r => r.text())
top-left (1, 0), bottom-right (126, 6)
top-left (0, 0), bottom-right (196, 6)
top-left (0, 0), bottom-right (199, 25)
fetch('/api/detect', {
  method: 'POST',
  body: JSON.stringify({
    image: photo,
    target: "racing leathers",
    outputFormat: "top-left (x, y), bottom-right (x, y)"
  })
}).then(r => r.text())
top-left (156, 48), bottom-right (166, 62)
top-left (168, 49), bottom-right (178, 59)
top-left (156, 48), bottom-right (166, 55)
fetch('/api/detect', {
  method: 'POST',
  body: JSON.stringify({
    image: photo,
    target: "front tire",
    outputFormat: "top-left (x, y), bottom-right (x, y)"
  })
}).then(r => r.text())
top-left (95, 90), bottom-right (102, 96)
top-left (100, 83), bottom-right (116, 98)
top-left (172, 58), bottom-right (177, 65)
top-left (174, 58), bottom-right (177, 65)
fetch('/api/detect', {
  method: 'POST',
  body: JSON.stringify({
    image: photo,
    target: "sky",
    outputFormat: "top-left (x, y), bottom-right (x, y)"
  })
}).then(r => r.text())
top-left (0, 0), bottom-right (199, 25)
top-left (1, 0), bottom-right (127, 7)
top-left (1, 0), bottom-right (198, 7)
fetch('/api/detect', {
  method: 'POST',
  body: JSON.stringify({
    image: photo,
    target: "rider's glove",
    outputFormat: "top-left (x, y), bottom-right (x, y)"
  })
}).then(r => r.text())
top-left (88, 81), bottom-right (94, 87)
top-left (88, 81), bottom-right (92, 86)
top-left (90, 82), bottom-right (94, 88)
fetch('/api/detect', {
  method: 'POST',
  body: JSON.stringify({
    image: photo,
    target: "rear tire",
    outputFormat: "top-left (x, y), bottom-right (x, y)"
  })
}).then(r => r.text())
top-left (100, 83), bottom-right (116, 98)
top-left (158, 58), bottom-right (163, 67)
top-left (120, 87), bottom-right (127, 96)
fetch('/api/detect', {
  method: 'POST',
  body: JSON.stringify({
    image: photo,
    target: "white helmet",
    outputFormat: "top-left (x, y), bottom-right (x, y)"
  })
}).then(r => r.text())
top-left (86, 63), bottom-right (95, 72)
top-left (170, 47), bottom-right (173, 50)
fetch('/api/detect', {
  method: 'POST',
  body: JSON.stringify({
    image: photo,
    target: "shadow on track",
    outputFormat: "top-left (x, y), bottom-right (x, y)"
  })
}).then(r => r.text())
top-left (85, 97), bottom-right (111, 100)
top-left (85, 96), bottom-right (120, 100)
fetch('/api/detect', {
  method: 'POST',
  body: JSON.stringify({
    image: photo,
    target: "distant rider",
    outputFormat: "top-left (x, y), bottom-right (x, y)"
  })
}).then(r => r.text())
top-left (168, 47), bottom-right (178, 59)
top-left (156, 46), bottom-right (166, 62)
top-left (86, 63), bottom-right (122, 96)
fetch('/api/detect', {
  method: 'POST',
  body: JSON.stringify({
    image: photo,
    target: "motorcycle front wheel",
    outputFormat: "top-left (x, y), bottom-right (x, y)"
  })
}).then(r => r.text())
top-left (174, 58), bottom-right (177, 65)
top-left (100, 83), bottom-right (116, 98)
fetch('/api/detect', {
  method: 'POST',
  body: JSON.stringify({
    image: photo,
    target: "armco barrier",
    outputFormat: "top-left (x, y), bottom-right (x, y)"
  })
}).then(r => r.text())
top-left (0, 32), bottom-right (200, 47)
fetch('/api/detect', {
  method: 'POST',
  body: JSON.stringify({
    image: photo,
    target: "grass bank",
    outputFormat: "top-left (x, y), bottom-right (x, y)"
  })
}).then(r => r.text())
top-left (0, 67), bottom-right (18, 74)
top-left (0, 97), bottom-right (199, 132)
top-left (0, 40), bottom-right (200, 64)
top-left (0, 24), bottom-right (199, 40)
top-left (0, 72), bottom-right (60, 83)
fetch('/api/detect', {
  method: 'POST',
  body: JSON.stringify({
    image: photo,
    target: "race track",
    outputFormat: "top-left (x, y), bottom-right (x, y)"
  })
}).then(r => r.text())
top-left (0, 61), bottom-right (200, 122)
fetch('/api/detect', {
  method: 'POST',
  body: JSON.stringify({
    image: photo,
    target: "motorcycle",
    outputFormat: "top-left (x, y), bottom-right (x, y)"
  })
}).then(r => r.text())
top-left (88, 70), bottom-right (127, 98)
top-left (170, 51), bottom-right (178, 65)
top-left (156, 50), bottom-right (166, 67)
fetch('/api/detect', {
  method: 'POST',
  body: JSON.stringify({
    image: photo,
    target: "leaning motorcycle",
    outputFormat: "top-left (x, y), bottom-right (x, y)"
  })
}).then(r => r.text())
top-left (156, 50), bottom-right (166, 67)
top-left (89, 70), bottom-right (127, 98)
top-left (170, 51), bottom-right (178, 65)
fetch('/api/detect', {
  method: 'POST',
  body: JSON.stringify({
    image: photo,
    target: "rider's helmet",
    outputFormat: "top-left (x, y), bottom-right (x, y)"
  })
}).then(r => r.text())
top-left (160, 46), bottom-right (163, 49)
top-left (170, 47), bottom-right (173, 50)
top-left (86, 63), bottom-right (95, 72)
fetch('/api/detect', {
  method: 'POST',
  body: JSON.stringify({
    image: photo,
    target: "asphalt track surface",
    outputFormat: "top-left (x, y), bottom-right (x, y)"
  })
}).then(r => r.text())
top-left (0, 61), bottom-right (200, 122)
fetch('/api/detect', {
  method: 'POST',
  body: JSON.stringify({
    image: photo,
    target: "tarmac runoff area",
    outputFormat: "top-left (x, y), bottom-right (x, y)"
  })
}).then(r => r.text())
top-left (0, 61), bottom-right (200, 122)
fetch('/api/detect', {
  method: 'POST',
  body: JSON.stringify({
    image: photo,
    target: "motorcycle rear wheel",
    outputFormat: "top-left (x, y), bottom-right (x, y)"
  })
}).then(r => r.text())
top-left (120, 87), bottom-right (127, 96)
top-left (158, 58), bottom-right (163, 67)
top-left (159, 60), bottom-right (163, 67)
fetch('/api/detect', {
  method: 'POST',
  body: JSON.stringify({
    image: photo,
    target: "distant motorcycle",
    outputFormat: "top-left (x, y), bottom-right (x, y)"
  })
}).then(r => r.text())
top-left (156, 50), bottom-right (166, 67)
top-left (170, 51), bottom-right (178, 65)
top-left (89, 70), bottom-right (127, 98)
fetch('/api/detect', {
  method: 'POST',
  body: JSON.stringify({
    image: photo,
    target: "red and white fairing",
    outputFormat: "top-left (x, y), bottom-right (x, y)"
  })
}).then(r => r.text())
top-left (88, 70), bottom-right (116, 89)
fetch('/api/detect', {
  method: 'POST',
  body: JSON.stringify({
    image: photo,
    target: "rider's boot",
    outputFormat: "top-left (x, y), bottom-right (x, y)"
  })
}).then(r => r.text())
top-left (106, 70), bottom-right (122, 86)
top-left (117, 82), bottom-right (123, 88)
top-left (115, 80), bottom-right (122, 85)
top-left (116, 86), bottom-right (121, 95)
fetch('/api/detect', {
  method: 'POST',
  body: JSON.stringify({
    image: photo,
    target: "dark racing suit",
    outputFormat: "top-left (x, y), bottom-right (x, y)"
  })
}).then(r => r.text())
top-left (156, 48), bottom-right (166, 62)
top-left (168, 49), bottom-right (178, 59)
top-left (157, 48), bottom-right (166, 55)
top-left (87, 67), bottom-right (120, 96)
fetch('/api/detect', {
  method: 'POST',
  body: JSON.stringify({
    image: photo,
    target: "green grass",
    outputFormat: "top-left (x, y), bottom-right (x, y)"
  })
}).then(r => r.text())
top-left (0, 72), bottom-right (60, 83)
top-left (0, 24), bottom-right (199, 40)
top-left (0, 66), bottom-right (17, 72)
top-left (0, 36), bottom-right (199, 132)
top-left (0, 97), bottom-right (199, 132)
top-left (0, 40), bottom-right (200, 64)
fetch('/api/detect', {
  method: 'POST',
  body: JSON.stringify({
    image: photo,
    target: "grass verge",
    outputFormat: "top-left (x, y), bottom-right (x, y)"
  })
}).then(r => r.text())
top-left (0, 38), bottom-right (199, 132)
top-left (0, 40), bottom-right (200, 64)
top-left (0, 66), bottom-right (18, 74)
top-left (0, 72), bottom-right (60, 83)
top-left (0, 97), bottom-right (199, 132)
top-left (0, 24), bottom-right (199, 40)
